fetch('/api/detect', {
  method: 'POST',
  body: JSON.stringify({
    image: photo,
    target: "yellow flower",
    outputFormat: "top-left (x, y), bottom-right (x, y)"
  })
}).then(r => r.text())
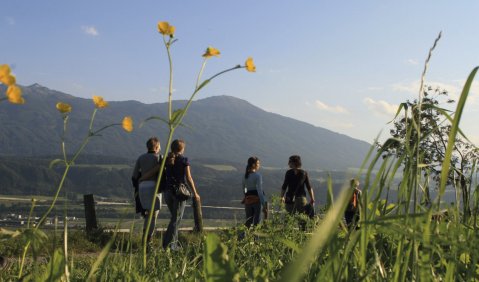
top-left (1, 74), bottom-right (16, 86)
top-left (158, 21), bottom-right (175, 36)
top-left (0, 64), bottom-right (11, 78)
top-left (6, 85), bottom-right (25, 104)
top-left (92, 95), bottom-right (109, 109)
top-left (0, 65), bottom-right (16, 86)
top-left (202, 46), bottom-right (220, 58)
top-left (56, 102), bottom-right (72, 113)
top-left (122, 116), bottom-right (133, 132)
top-left (245, 57), bottom-right (256, 72)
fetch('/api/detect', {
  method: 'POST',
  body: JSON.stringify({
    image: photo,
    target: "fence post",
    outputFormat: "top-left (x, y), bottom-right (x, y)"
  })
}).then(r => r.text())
top-left (83, 194), bottom-right (98, 232)
top-left (192, 197), bottom-right (203, 233)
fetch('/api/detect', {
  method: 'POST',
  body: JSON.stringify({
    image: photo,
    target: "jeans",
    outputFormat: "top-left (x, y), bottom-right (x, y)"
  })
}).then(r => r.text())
top-left (245, 202), bottom-right (262, 228)
top-left (163, 190), bottom-right (186, 249)
top-left (143, 210), bottom-right (159, 244)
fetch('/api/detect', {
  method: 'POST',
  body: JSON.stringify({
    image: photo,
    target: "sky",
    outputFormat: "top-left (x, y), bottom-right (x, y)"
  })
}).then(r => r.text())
top-left (2, 1), bottom-right (479, 144)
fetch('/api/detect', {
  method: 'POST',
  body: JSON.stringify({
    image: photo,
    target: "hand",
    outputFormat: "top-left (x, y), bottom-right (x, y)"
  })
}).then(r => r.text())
top-left (281, 196), bottom-right (285, 203)
top-left (310, 199), bottom-right (315, 206)
top-left (194, 193), bottom-right (201, 201)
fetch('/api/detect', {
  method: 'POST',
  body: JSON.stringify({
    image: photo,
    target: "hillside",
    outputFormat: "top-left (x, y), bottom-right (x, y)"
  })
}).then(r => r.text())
top-left (0, 84), bottom-right (371, 170)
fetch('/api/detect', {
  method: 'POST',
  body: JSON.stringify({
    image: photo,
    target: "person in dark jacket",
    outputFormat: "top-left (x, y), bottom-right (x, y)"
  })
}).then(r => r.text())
top-left (345, 178), bottom-right (361, 229)
top-left (280, 155), bottom-right (315, 215)
top-left (162, 139), bottom-right (200, 250)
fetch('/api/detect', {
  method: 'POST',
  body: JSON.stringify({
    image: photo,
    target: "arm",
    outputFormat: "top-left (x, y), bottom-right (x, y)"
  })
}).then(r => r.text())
top-left (185, 166), bottom-right (200, 200)
top-left (138, 164), bottom-right (160, 182)
top-left (132, 159), bottom-right (141, 185)
top-left (280, 171), bottom-right (288, 203)
top-left (256, 174), bottom-right (266, 206)
top-left (305, 172), bottom-right (315, 205)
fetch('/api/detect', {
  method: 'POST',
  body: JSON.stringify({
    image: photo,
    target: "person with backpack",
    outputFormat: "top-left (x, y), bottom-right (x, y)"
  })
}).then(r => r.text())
top-left (242, 156), bottom-right (267, 228)
top-left (131, 137), bottom-right (163, 246)
top-left (163, 139), bottom-right (200, 250)
top-left (280, 155), bottom-right (315, 217)
top-left (345, 178), bottom-right (362, 229)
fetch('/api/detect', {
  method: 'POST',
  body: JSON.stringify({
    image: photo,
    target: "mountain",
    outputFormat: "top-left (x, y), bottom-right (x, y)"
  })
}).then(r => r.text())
top-left (0, 84), bottom-right (371, 170)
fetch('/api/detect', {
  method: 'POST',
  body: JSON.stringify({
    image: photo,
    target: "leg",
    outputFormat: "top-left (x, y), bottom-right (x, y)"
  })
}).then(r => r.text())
top-left (251, 202), bottom-right (262, 227)
top-left (244, 204), bottom-right (255, 228)
top-left (163, 191), bottom-right (186, 249)
top-left (143, 210), bottom-right (159, 244)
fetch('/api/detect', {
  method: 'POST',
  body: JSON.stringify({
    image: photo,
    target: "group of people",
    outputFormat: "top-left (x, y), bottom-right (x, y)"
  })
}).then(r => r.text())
top-left (132, 137), bottom-right (362, 250)
top-left (132, 137), bottom-right (200, 250)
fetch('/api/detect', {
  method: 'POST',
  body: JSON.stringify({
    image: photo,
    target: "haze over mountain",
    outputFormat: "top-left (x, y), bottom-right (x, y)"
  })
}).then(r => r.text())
top-left (0, 84), bottom-right (371, 170)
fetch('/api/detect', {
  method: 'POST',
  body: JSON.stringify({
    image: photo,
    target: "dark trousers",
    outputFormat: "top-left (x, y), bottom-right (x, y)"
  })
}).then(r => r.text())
top-left (286, 197), bottom-right (308, 230)
top-left (245, 202), bottom-right (262, 228)
top-left (345, 210), bottom-right (359, 228)
top-left (163, 191), bottom-right (186, 249)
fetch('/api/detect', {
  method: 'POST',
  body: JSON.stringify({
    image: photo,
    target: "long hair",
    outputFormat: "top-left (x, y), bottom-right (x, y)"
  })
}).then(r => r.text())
top-left (167, 139), bottom-right (185, 166)
top-left (244, 156), bottom-right (259, 179)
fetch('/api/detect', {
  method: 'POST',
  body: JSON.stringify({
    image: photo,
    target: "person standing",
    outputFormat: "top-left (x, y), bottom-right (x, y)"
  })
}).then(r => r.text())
top-left (242, 157), bottom-right (267, 228)
top-left (131, 137), bottom-right (162, 246)
top-left (280, 155), bottom-right (315, 217)
top-left (163, 139), bottom-right (200, 250)
top-left (345, 178), bottom-right (361, 229)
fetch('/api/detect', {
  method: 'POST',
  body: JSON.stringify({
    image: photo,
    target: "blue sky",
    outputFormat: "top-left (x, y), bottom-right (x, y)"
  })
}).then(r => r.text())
top-left (2, 1), bottom-right (479, 144)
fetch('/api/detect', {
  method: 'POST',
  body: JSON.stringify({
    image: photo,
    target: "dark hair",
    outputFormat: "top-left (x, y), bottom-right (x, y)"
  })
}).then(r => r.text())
top-left (146, 137), bottom-right (160, 151)
top-left (244, 156), bottom-right (259, 179)
top-left (167, 139), bottom-right (185, 166)
top-left (289, 155), bottom-right (302, 168)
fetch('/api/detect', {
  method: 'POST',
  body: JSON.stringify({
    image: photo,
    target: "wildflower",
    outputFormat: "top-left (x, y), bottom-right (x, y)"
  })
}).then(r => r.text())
top-left (245, 57), bottom-right (256, 72)
top-left (6, 85), bottom-right (25, 104)
top-left (56, 102), bottom-right (72, 113)
top-left (202, 46), bottom-right (220, 58)
top-left (122, 116), bottom-right (133, 132)
top-left (93, 96), bottom-right (109, 109)
top-left (158, 21), bottom-right (175, 36)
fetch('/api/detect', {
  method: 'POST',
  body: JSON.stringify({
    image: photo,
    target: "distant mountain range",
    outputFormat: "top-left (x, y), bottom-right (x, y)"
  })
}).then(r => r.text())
top-left (0, 84), bottom-right (371, 170)
top-left (0, 84), bottom-right (370, 170)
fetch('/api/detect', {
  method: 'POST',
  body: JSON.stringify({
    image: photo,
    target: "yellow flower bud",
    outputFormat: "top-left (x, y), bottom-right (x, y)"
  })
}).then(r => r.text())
top-left (202, 46), bottom-right (220, 58)
top-left (245, 57), bottom-right (256, 72)
top-left (122, 116), bottom-right (133, 132)
top-left (56, 102), bottom-right (72, 113)
top-left (158, 21), bottom-right (175, 36)
top-left (92, 95), bottom-right (109, 109)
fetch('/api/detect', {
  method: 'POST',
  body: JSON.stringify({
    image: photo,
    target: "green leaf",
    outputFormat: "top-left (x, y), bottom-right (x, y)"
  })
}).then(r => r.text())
top-left (197, 79), bottom-right (211, 92)
top-left (203, 233), bottom-right (238, 282)
top-left (439, 66), bottom-right (479, 195)
top-left (39, 248), bottom-right (66, 282)
top-left (0, 228), bottom-right (21, 240)
top-left (171, 108), bottom-right (185, 128)
top-left (49, 159), bottom-right (65, 169)
top-left (139, 116), bottom-right (169, 128)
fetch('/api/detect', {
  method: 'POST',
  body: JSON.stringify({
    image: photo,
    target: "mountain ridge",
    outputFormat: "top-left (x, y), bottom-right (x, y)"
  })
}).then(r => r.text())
top-left (0, 84), bottom-right (371, 170)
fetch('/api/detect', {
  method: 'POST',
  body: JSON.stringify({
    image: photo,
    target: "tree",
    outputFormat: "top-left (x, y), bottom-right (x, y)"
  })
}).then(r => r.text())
top-left (379, 86), bottom-right (478, 219)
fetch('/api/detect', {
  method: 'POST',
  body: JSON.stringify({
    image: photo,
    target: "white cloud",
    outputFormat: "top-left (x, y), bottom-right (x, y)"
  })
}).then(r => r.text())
top-left (392, 80), bottom-right (461, 99)
top-left (313, 99), bottom-right (348, 114)
top-left (363, 97), bottom-right (398, 117)
top-left (81, 25), bottom-right (99, 36)
top-left (406, 59), bottom-right (418, 65)
top-left (5, 17), bottom-right (15, 25)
